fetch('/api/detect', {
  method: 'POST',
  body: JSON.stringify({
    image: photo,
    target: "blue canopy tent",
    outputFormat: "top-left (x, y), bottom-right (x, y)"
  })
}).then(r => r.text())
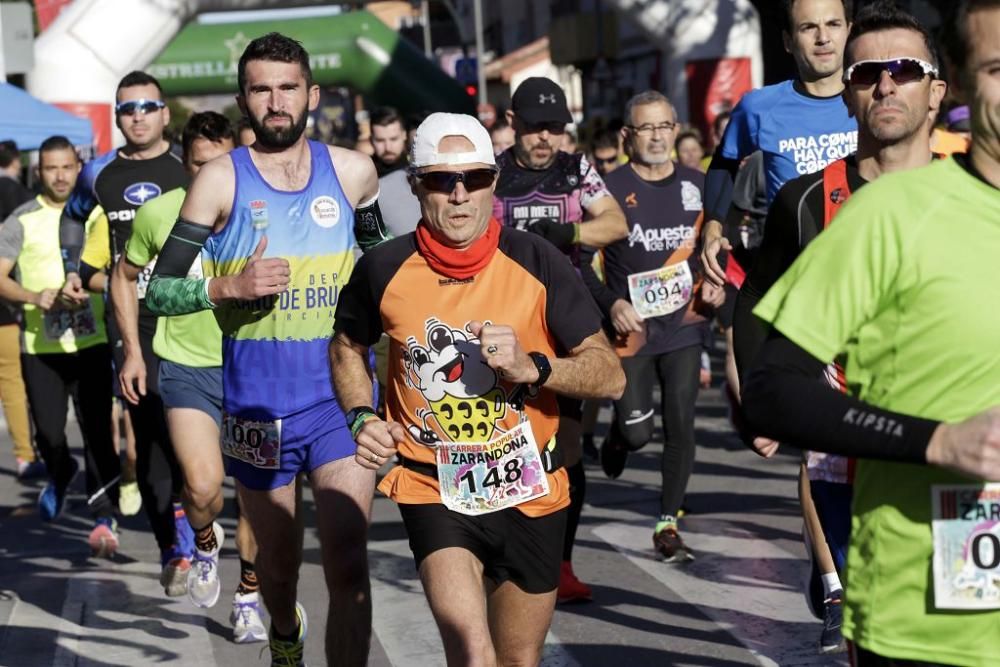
top-left (0, 82), bottom-right (92, 150)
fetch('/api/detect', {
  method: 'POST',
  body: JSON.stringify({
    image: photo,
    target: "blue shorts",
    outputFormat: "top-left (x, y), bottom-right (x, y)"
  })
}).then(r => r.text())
top-left (810, 480), bottom-right (853, 573)
top-left (158, 361), bottom-right (224, 427)
top-left (226, 399), bottom-right (355, 491)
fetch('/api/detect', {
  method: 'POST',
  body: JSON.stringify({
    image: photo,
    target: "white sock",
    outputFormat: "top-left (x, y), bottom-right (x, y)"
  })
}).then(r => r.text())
top-left (822, 572), bottom-right (842, 598)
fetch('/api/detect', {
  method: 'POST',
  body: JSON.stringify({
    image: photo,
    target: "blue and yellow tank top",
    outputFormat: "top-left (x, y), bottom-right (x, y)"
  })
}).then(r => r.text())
top-left (204, 141), bottom-right (355, 419)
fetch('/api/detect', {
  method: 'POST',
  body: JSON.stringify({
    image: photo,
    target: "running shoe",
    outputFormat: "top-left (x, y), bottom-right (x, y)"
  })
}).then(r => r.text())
top-left (16, 457), bottom-right (47, 481)
top-left (38, 458), bottom-right (79, 522)
top-left (600, 437), bottom-right (629, 479)
top-left (581, 433), bottom-right (599, 461)
top-left (819, 592), bottom-right (847, 654)
top-left (557, 561), bottom-right (593, 604)
top-left (231, 591), bottom-right (268, 644)
top-left (268, 602), bottom-right (308, 667)
top-left (187, 521), bottom-right (224, 608)
top-left (118, 481), bottom-right (142, 516)
top-left (653, 526), bottom-right (695, 563)
top-left (89, 517), bottom-right (119, 558)
top-left (160, 549), bottom-right (192, 597)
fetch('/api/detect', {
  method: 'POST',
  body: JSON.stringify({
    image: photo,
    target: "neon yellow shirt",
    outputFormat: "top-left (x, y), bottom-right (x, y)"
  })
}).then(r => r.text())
top-left (755, 157), bottom-right (1000, 666)
top-left (125, 187), bottom-right (221, 367)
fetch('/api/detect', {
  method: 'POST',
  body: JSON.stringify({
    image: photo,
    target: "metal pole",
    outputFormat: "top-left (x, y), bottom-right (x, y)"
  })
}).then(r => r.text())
top-left (421, 0), bottom-right (432, 59)
top-left (473, 0), bottom-right (486, 105)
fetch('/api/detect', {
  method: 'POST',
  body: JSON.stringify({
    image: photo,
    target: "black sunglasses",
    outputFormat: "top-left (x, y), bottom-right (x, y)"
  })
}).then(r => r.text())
top-left (595, 156), bottom-right (619, 165)
top-left (416, 168), bottom-right (497, 193)
top-left (843, 58), bottom-right (938, 87)
top-left (115, 99), bottom-right (166, 116)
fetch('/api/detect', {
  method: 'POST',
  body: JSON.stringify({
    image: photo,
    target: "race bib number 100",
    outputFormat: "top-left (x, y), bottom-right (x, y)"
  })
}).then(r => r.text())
top-left (627, 261), bottom-right (694, 320)
top-left (221, 413), bottom-right (281, 470)
top-left (931, 483), bottom-right (1000, 610)
top-left (436, 422), bottom-right (550, 516)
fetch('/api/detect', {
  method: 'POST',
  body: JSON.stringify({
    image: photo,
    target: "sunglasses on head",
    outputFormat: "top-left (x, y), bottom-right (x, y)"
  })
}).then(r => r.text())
top-left (115, 99), bottom-right (166, 116)
top-left (416, 168), bottom-right (497, 193)
top-left (843, 58), bottom-right (938, 87)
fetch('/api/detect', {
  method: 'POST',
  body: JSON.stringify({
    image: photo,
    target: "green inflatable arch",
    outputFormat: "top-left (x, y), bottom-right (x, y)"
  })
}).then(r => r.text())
top-left (149, 10), bottom-right (475, 115)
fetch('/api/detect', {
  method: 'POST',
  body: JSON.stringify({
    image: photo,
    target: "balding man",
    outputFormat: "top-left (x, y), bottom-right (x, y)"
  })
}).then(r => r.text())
top-left (331, 112), bottom-right (624, 666)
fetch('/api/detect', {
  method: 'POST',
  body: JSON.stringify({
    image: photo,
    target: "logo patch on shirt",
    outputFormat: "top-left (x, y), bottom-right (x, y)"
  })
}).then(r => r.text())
top-left (310, 195), bottom-right (340, 228)
top-left (625, 192), bottom-right (638, 208)
top-left (830, 188), bottom-right (848, 205)
top-left (123, 182), bottom-right (162, 206)
top-left (250, 200), bottom-right (269, 230)
top-left (680, 181), bottom-right (702, 212)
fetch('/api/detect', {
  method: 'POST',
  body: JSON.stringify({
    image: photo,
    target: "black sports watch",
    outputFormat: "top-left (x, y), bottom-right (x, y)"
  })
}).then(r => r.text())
top-left (528, 352), bottom-right (552, 391)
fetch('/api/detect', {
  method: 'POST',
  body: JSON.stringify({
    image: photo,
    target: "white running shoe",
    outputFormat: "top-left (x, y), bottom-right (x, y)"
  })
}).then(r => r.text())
top-left (186, 522), bottom-right (224, 608)
top-left (230, 591), bottom-right (268, 644)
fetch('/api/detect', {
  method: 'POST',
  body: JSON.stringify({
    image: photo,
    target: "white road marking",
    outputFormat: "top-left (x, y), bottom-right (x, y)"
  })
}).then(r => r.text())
top-left (592, 518), bottom-right (848, 667)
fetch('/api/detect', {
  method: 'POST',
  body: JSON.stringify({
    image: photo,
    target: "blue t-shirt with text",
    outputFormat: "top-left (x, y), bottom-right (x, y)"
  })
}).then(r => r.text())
top-left (718, 80), bottom-right (858, 204)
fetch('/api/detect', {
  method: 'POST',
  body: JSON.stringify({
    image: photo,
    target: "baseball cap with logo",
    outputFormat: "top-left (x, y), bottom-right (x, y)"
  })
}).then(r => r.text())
top-left (409, 112), bottom-right (496, 169)
top-left (511, 77), bottom-right (573, 125)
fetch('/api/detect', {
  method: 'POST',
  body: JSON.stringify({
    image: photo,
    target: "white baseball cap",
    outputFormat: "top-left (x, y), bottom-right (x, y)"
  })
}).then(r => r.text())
top-left (409, 112), bottom-right (496, 170)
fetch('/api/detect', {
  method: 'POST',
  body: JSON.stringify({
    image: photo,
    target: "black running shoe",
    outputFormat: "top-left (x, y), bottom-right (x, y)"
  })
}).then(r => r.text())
top-left (653, 526), bottom-right (695, 563)
top-left (819, 592), bottom-right (847, 654)
top-left (600, 437), bottom-right (628, 479)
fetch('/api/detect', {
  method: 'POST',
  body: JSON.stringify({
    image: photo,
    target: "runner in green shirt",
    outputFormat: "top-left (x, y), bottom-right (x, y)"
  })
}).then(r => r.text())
top-left (742, 2), bottom-right (1000, 664)
top-left (123, 112), bottom-right (266, 644)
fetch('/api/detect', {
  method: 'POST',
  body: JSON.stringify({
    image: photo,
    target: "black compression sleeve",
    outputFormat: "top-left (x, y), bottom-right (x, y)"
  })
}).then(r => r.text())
top-left (152, 218), bottom-right (211, 278)
top-left (354, 198), bottom-right (391, 252)
top-left (731, 186), bottom-right (803, 380)
top-left (59, 211), bottom-right (85, 275)
top-left (731, 289), bottom-right (770, 383)
top-left (704, 153), bottom-right (741, 222)
top-left (741, 332), bottom-right (940, 463)
top-left (79, 262), bottom-right (102, 291)
top-left (577, 250), bottom-right (619, 315)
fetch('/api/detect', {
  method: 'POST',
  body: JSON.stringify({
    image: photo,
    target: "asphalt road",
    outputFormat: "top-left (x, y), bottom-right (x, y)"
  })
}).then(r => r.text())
top-left (0, 360), bottom-right (848, 667)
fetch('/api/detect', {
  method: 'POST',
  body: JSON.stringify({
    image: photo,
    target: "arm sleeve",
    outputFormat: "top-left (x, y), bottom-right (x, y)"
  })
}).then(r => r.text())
top-left (145, 218), bottom-right (213, 316)
top-left (60, 162), bottom-right (101, 274)
top-left (732, 182), bottom-right (805, 380)
top-left (742, 332), bottom-right (939, 462)
top-left (577, 251), bottom-right (619, 315)
top-left (704, 155), bottom-right (741, 222)
top-left (353, 194), bottom-right (392, 253)
top-left (332, 251), bottom-right (384, 346)
top-left (542, 243), bottom-right (603, 353)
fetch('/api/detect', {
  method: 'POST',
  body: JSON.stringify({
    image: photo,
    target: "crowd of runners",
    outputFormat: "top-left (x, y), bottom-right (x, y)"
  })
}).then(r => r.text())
top-left (0, 0), bottom-right (997, 665)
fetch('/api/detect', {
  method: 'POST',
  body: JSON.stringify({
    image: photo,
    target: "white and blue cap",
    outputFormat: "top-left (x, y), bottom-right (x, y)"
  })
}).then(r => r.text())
top-left (409, 112), bottom-right (496, 169)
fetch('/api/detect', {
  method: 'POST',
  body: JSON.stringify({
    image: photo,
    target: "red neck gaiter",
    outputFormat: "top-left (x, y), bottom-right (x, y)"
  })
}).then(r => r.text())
top-left (415, 218), bottom-right (501, 280)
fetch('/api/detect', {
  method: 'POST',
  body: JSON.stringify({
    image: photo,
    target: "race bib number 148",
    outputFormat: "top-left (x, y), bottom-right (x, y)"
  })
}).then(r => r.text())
top-left (436, 422), bottom-right (549, 516)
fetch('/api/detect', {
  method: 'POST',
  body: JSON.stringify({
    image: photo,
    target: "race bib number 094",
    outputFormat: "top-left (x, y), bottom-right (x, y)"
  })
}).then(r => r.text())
top-left (931, 483), bottom-right (1000, 610)
top-left (436, 422), bottom-right (550, 516)
top-left (627, 261), bottom-right (693, 320)
top-left (221, 413), bottom-right (281, 470)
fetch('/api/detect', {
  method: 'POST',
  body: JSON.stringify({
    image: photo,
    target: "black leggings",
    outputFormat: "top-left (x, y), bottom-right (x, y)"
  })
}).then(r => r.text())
top-left (609, 345), bottom-right (701, 516)
top-left (112, 325), bottom-right (181, 552)
top-left (21, 344), bottom-right (118, 518)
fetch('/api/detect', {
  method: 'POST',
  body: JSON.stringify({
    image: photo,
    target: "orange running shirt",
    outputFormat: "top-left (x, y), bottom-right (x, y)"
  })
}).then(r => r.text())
top-left (335, 223), bottom-right (603, 517)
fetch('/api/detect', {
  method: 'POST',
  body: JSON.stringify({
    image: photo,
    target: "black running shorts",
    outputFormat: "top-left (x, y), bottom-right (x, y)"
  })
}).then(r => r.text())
top-left (398, 502), bottom-right (567, 594)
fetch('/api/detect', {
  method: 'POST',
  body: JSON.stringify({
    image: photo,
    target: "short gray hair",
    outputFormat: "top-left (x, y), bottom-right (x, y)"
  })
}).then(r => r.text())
top-left (624, 91), bottom-right (676, 126)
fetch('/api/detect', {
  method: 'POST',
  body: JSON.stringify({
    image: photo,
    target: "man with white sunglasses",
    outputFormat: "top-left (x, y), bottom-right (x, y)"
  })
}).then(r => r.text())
top-left (731, 2), bottom-right (947, 654)
top-left (58, 71), bottom-right (188, 562)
